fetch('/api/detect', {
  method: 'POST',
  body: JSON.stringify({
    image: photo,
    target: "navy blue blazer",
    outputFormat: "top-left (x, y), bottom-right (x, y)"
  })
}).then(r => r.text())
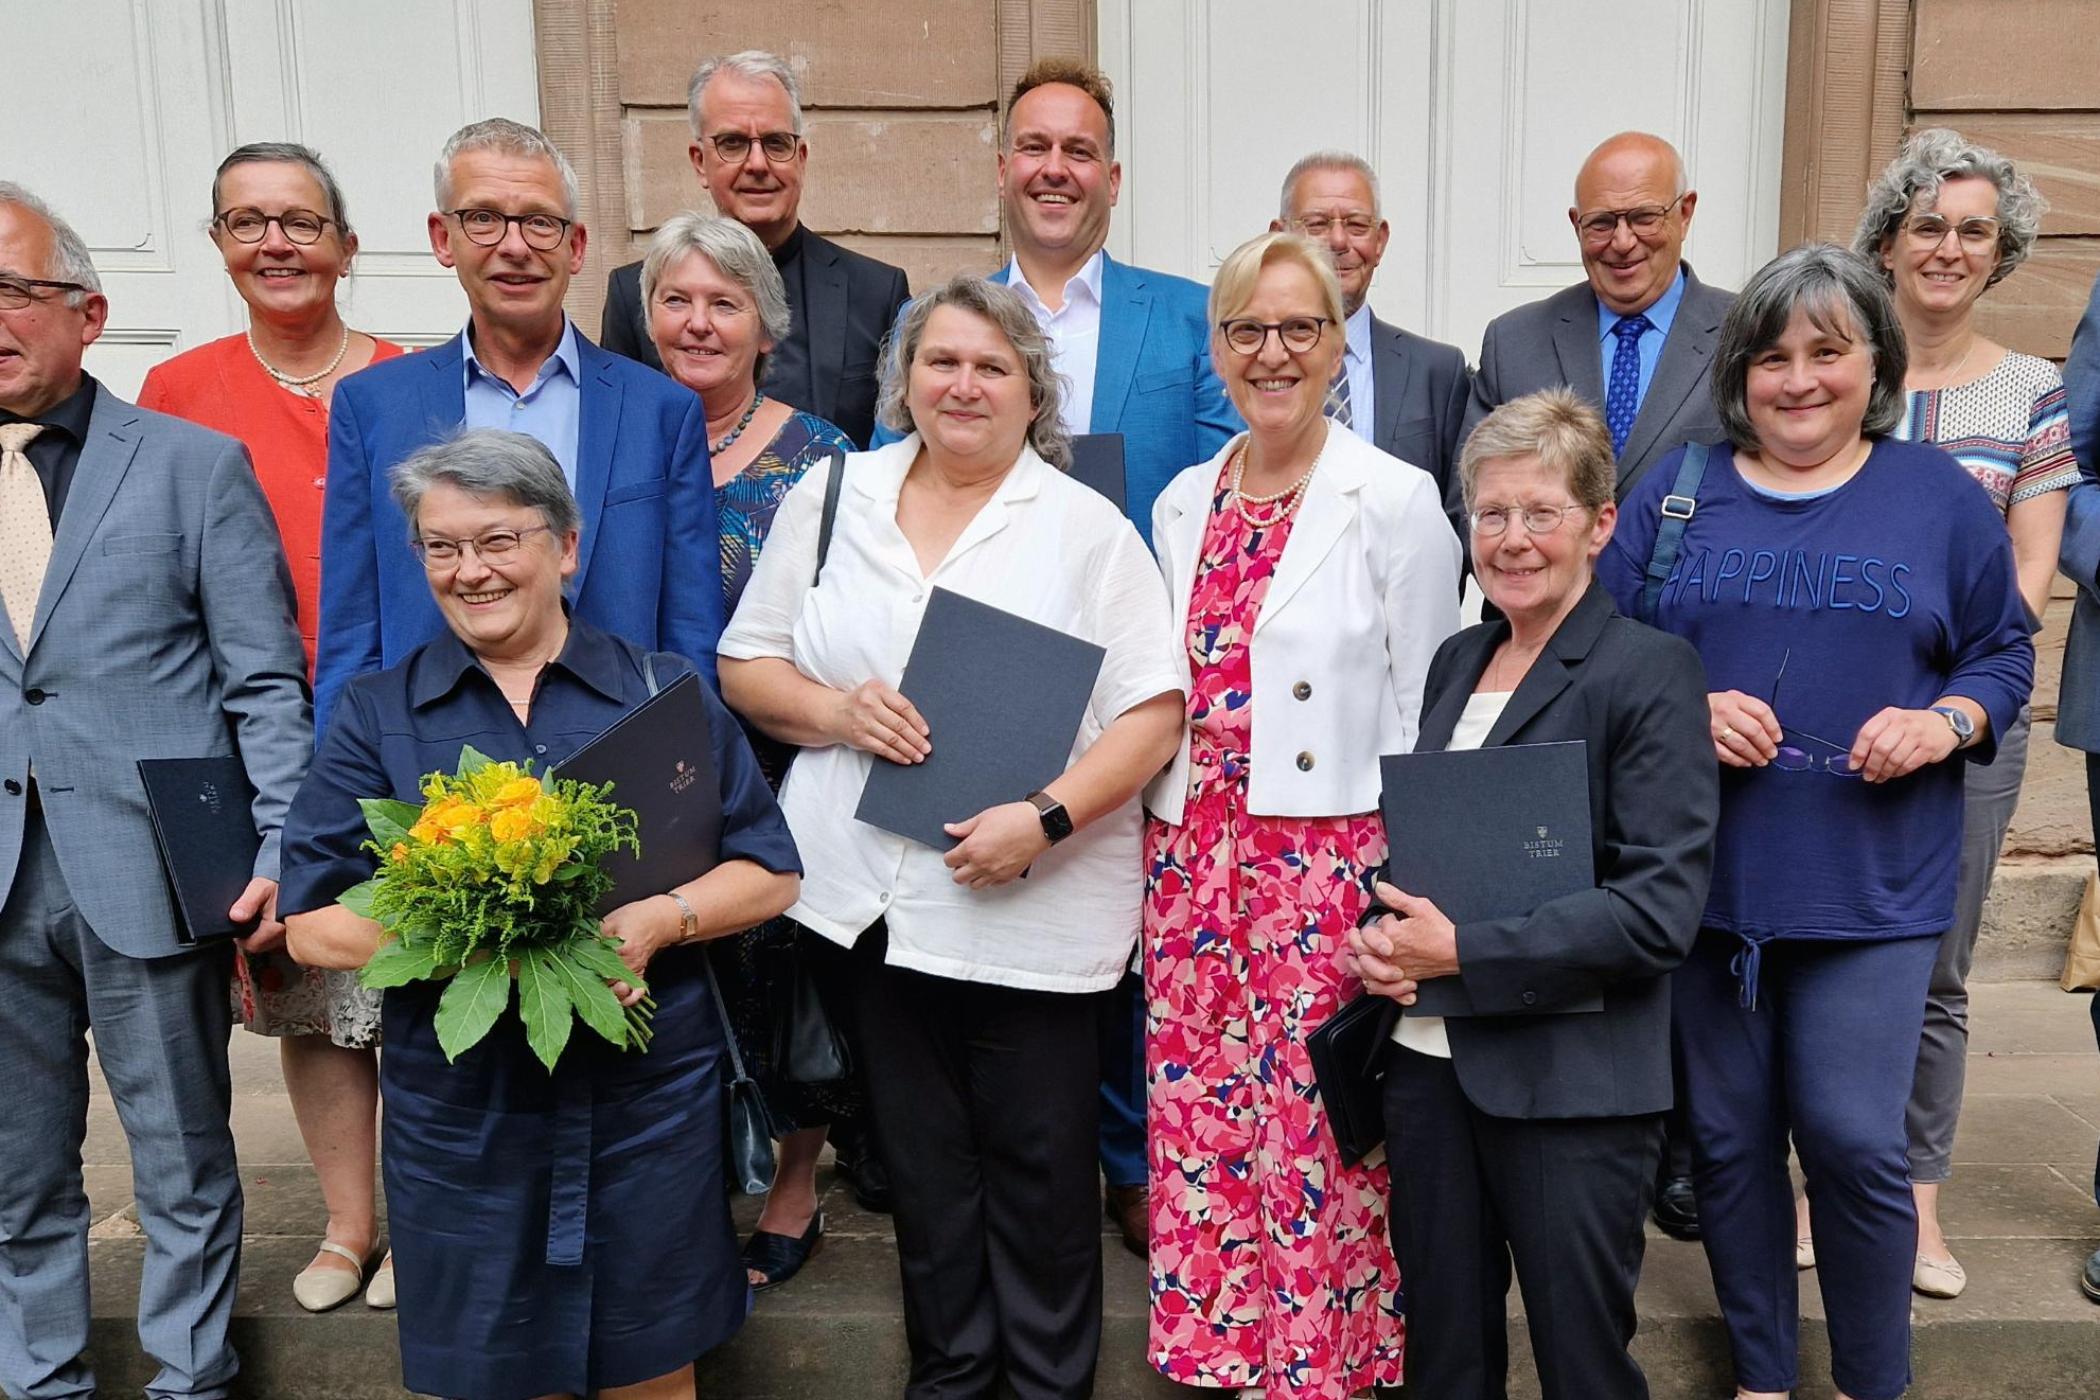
top-left (312, 331), bottom-right (721, 737)
top-left (875, 253), bottom-right (1241, 545)
top-left (2056, 271), bottom-right (2100, 752)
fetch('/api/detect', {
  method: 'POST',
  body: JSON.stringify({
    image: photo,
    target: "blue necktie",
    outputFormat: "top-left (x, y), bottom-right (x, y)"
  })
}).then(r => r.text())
top-left (1326, 356), bottom-right (1353, 429)
top-left (1604, 313), bottom-right (1653, 456)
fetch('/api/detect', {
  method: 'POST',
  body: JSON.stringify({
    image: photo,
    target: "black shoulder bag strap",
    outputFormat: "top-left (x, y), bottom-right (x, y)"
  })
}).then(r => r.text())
top-left (1638, 442), bottom-right (1710, 624)
top-left (812, 448), bottom-right (847, 587)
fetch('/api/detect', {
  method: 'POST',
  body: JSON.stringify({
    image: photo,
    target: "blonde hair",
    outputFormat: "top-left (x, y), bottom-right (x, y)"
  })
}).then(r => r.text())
top-left (1457, 388), bottom-right (1615, 512)
top-left (1207, 230), bottom-right (1347, 332)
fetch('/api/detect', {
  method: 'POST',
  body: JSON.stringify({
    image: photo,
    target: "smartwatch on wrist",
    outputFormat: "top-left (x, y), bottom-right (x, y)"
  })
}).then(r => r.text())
top-left (1026, 790), bottom-right (1073, 844)
top-left (1929, 705), bottom-right (1975, 749)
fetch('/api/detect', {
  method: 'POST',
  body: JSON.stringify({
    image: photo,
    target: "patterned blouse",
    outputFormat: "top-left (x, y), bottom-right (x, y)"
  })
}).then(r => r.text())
top-left (718, 407), bottom-right (856, 612)
top-left (1893, 350), bottom-right (2078, 515)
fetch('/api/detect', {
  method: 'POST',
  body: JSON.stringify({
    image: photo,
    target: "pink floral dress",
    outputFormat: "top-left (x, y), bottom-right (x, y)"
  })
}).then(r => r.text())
top-left (1144, 474), bottom-right (1405, 1396)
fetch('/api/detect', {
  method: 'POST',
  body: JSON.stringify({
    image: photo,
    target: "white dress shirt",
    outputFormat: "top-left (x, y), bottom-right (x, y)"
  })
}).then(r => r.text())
top-left (1340, 302), bottom-right (1377, 440)
top-left (718, 436), bottom-right (1185, 993)
top-left (1006, 250), bottom-right (1105, 440)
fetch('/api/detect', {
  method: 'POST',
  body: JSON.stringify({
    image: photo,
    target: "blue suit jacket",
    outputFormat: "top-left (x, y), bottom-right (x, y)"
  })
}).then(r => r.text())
top-left (2057, 273), bottom-right (2100, 751)
top-left (875, 253), bottom-right (1240, 545)
top-left (312, 331), bottom-right (721, 737)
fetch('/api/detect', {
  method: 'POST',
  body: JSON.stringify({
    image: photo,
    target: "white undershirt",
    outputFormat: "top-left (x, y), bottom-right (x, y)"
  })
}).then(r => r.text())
top-left (1005, 250), bottom-right (1104, 440)
top-left (1392, 688), bottom-right (1512, 1058)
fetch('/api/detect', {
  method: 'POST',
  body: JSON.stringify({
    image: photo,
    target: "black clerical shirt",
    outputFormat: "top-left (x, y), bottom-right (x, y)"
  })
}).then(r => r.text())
top-left (0, 373), bottom-right (97, 528)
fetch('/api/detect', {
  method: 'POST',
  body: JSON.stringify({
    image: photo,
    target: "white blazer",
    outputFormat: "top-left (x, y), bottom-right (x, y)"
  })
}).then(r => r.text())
top-left (1145, 420), bottom-right (1463, 823)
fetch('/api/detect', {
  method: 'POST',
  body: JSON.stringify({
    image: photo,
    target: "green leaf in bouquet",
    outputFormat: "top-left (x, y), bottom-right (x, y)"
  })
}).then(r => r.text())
top-left (358, 798), bottom-right (422, 846)
top-left (337, 879), bottom-right (381, 920)
top-left (567, 933), bottom-right (646, 994)
top-left (434, 955), bottom-right (512, 1063)
top-left (456, 744), bottom-right (496, 779)
top-left (544, 938), bottom-right (633, 1048)
top-left (516, 948), bottom-right (575, 1071)
top-left (360, 935), bottom-right (444, 990)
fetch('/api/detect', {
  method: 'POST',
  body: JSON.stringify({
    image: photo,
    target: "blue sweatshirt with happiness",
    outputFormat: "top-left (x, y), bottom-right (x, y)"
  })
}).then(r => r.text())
top-left (1599, 438), bottom-right (2032, 945)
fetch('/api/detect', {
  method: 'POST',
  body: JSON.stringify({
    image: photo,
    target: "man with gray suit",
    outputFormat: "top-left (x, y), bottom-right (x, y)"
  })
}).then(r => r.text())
top-left (1271, 150), bottom-right (1472, 527)
top-left (0, 186), bottom-right (310, 1399)
top-left (1460, 132), bottom-right (1734, 1240)
top-left (1462, 131), bottom-right (1734, 505)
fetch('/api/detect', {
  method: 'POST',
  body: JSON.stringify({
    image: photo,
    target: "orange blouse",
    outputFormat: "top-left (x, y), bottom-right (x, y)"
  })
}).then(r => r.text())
top-left (138, 332), bottom-right (405, 676)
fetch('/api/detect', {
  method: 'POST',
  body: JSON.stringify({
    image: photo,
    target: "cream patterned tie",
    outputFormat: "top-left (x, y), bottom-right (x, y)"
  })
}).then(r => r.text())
top-left (0, 422), bottom-right (53, 652)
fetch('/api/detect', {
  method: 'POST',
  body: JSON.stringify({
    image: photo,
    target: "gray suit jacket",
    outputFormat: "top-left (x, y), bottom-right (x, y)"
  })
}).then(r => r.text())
top-left (2055, 271), bottom-right (2100, 751)
top-left (1459, 265), bottom-right (1735, 514)
top-left (1368, 314), bottom-right (1472, 537)
top-left (0, 385), bottom-right (311, 958)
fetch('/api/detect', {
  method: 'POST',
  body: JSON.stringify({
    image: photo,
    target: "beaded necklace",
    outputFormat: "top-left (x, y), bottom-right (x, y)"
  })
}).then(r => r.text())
top-left (710, 391), bottom-right (767, 455)
top-left (248, 324), bottom-right (350, 398)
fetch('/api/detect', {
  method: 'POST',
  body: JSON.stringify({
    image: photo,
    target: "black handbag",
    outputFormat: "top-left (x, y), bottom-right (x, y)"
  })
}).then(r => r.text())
top-left (1306, 992), bottom-right (1400, 1167)
top-left (773, 937), bottom-right (852, 1084)
top-left (703, 944), bottom-right (778, 1194)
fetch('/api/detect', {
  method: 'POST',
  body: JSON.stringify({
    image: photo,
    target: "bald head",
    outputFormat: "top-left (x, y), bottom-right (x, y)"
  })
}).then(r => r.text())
top-left (1569, 132), bottom-right (1694, 316)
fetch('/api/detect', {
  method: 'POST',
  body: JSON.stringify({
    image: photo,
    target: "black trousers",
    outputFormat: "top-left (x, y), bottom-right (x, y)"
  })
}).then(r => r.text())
top-left (813, 923), bottom-right (1105, 1400)
top-left (1383, 1044), bottom-right (1662, 1400)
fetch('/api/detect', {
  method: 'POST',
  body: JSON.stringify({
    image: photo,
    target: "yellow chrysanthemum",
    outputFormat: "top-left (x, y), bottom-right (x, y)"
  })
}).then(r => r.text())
top-left (438, 802), bottom-right (485, 834)
top-left (489, 807), bottom-right (536, 843)
top-left (491, 776), bottom-right (543, 809)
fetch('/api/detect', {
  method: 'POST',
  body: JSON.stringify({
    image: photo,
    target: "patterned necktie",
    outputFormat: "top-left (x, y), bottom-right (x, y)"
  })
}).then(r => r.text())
top-left (1327, 355), bottom-right (1354, 429)
top-left (0, 422), bottom-right (53, 652)
top-left (1604, 312), bottom-right (1654, 456)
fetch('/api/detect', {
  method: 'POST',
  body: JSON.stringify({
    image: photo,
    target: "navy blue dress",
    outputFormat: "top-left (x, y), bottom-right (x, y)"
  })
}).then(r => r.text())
top-left (279, 621), bottom-right (800, 1400)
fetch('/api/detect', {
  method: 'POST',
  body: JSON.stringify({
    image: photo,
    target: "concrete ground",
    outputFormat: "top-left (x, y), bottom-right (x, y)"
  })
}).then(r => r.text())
top-left (71, 981), bottom-right (2100, 1399)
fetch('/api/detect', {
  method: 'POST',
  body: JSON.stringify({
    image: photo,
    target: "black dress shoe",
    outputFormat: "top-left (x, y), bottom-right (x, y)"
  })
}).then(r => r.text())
top-left (2082, 1247), bottom-right (2100, 1303)
top-left (835, 1146), bottom-right (894, 1214)
top-left (743, 1211), bottom-right (825, 1292)
top-left (1105, 1183), bottom-right (1149, 1260)
top-left (1651, 1175), bottom-right (1701, 1241)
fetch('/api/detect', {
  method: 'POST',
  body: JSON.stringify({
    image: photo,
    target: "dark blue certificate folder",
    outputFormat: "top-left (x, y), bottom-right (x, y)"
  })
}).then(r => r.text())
top-left (1377, 740), bottom-right (1597, 1017)
top-left (137, 757), bottom-right (261, 944)
top-left (856, 587), bottom-right (1106, 849)
top-left (1067, 433), bottom-right (1127, 512)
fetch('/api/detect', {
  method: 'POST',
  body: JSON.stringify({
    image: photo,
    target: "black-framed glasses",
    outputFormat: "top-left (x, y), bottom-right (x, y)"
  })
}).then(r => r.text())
top-left (411, 525), bottom-right (554, 570)
top-left (703, 131), bottom-right (801, 164)
top-left (1901, 214), bottom-right (2000, 251)
top-left (1767, 648), bottom-right (1861, 778)
top-left (1290, 213), bottom-right (1379, 241)
top-left (0, 275), bottom-right (92, 311)
top-left (1575, 203), bottom-right (1677, 244)
top-left (1219, 316), bottom-right (1331, 355)
top-left (446, 208), bottom-right (574, 250)
top-left (1469, 502), bottom-right (1587, 538)
top-left (213, 207), bottom-right (338, 245)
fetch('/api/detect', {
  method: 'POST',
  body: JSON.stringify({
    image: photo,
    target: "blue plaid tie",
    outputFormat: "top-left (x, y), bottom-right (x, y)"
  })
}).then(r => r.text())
top-left (1327, 356), bottom-right (1353, 429)
top-left (1604, 312), bottom-right (1653, 455)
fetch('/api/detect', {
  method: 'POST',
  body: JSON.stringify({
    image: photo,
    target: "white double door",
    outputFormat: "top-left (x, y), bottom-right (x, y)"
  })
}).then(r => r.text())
top-left (1101, 0), bottom-right (1792, 358)
top-left (5, 0), bottom-right (539, 399)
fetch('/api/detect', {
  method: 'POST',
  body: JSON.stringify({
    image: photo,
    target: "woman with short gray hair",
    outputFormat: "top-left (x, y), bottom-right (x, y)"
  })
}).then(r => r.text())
top-left (1825, 131), bottom-right (2077, 1299)
top-left (643, 209), bottom-right (857, 1290)
top-left (1599, 243), bottom-right (2035, 1400)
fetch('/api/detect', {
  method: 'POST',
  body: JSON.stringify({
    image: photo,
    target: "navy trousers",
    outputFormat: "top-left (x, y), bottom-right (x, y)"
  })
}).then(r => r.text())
top-left (1097, 969), bottom-right (1146, 1188)
top-left (1674, 930), bottom-right (1937, 1400)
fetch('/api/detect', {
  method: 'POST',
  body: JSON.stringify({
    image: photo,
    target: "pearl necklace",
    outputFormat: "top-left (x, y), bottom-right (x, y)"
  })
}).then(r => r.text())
top-left (248, 324), bottom-right (350, 398)
top-left (710, 391), bottom-right (766, 455)
top-left (1228, 441), bottom-right (1316, 525)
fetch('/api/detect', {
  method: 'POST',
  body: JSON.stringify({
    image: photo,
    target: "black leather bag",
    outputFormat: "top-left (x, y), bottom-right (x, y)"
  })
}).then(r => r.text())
top-left (1306, 992), bottom-right (1400, 1167)
top-left (773, 940), bottom-right (852, 1084)
top-left (703, 946), bottom-right (777, 1194)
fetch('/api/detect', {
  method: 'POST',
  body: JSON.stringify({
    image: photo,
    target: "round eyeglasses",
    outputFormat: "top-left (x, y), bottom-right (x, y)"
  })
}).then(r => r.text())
top-left (446, 209), bottom-right (574, 251)
top-left (1219, 317), bottom-right (1331, 355)
top-left (1469, 503), bottom-right (1587, 537)
top-left (214, 207), bottom-right (338, 245)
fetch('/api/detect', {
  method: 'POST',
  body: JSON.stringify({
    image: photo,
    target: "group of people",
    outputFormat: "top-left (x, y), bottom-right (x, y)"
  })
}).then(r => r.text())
top-left (1, 39), bottom-right (2097, 1400)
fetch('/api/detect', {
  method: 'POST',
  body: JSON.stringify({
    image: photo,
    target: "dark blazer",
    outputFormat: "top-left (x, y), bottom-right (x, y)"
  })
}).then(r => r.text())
top-left (1368, 313), bottom-right (1472, 537)
top-left (1459, 265), bottom-right (1735, 514)
top-left (600, 227), bottom-right (910, 448)
top-left (313, 331), bottom-right (721, 738)
top-left (1404, 580), bottom-right (1717, 1122)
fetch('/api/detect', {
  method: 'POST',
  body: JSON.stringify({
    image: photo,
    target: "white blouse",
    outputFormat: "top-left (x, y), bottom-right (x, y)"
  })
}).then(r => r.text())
top-left (1392, 688), bottom-right (1512, 1059)
top-left (718, 436), bottom-right (1186, 993)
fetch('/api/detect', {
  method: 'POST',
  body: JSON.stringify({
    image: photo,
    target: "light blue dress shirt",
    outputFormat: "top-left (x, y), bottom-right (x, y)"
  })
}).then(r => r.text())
top-left (1341, 303), bottom-right (1377, 439)
top-left (1595, 266), bottom-right (1687, 412)
top-left (461, 318), bottom-right (583, 488)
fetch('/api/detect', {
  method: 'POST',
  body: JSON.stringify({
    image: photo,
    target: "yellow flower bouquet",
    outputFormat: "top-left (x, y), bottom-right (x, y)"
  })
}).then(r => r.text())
top-left (338, 745), bottom-right (647, 1070)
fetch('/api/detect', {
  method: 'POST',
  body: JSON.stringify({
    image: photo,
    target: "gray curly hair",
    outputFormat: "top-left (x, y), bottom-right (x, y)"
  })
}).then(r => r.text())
top-left (1851, 127), bottom-right (2046, 289)
top-left (874, 276), bottom-right (1073, 470)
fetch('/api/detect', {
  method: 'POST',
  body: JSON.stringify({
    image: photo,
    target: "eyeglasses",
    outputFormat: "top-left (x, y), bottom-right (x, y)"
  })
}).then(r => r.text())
top-left (1219, 317), bottom-right (1331, 355)
top-left (1901, 214), bottom-right (2000, 251)
top-left (213, 207), bottom-right (338, 245)
top-left (1767, 648), bottom-right (1861, 778)
top-left (446, 209), bottom-right (574, 251)
top-left (1290, 214), bottom-right (1379, 241)
top-left (1575, 203), bottom-right (1677, 245)
top-left (411, 525), bottom-right (554, 569)
top-left (1469, 502), bottom-right (1587, 537)
top-left (703, 131), bottom-right (802, 164)
top-left (0, 275), bottom-right (91, 311)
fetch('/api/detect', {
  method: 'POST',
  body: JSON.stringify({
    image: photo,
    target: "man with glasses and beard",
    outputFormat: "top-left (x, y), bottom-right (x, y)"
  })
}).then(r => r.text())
top-left (313, 118), bottom-right (719, 737)
top-left (600, 51), bottom-right (910, 450)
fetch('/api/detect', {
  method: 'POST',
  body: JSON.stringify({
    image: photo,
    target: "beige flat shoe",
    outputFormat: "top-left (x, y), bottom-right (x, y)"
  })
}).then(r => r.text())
top-left (1913, 1251), bottom-right (1966, 1298)
top-left (1796, 1233), bottom-right (1815, 1270)
top-left (293, 1241), bottom-right (373, 1313)
top-left (365, 1250), bottom-right (396, 1309)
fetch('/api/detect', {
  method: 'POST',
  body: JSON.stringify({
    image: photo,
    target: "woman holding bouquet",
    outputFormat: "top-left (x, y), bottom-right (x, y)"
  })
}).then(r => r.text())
top-left (280, 428), bottom-right (801, 1400)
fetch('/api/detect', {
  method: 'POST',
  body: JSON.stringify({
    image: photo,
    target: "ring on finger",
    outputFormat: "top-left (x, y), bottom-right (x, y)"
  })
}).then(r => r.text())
top-left (1719, 726), bottom-right (1738, 742)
